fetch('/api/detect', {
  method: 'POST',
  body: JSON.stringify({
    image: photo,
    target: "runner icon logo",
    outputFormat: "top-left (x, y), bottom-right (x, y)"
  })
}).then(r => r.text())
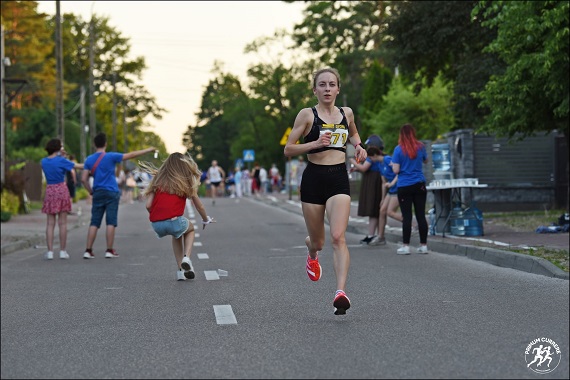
top-left (525, 337), bottom-right (561, 374)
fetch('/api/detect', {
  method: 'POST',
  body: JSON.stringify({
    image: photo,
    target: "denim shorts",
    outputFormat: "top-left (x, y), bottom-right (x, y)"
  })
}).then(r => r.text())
top-left (90, 190), bottom-right (121, 228)
top-left (151, 216), bottom-right (189, 239)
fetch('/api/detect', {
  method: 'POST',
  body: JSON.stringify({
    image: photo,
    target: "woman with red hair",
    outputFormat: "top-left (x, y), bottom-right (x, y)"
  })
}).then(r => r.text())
top-left (391, 124), bottom-right (429, 255)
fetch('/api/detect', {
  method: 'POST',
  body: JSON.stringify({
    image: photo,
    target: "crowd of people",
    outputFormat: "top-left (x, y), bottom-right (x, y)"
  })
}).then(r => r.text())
top-left (39, 67), bottom-right (430, 317)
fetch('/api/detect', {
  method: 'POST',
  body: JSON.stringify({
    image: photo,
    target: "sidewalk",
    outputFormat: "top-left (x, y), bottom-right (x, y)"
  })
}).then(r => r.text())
top-left (2, 194), bottom-right (568, 279)
top-left (1, 200), bottom-right (90, 256)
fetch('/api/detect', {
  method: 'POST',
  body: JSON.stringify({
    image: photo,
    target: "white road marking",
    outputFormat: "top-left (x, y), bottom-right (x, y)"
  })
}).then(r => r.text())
top-left (204, 270), bottom-right (220, 280)
top-left (195, 233), bottom-right (200, 238)
top-left (197, 253), bottom-right (209, 259)
top-left (193, 242), bottom-right (202, 246)
top-left (213, 305), bottom-right (237, 325)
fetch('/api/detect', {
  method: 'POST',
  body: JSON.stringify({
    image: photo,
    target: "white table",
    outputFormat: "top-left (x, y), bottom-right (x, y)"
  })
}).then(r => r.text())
top-left (426, 181), bottom-right (488, 236)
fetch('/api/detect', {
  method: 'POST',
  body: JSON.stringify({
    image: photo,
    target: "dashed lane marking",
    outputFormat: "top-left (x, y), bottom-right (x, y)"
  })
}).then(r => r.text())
top-left (204, 270), bottom-right (220, 280)
top-left (213, 305), bottom-right (237, 325)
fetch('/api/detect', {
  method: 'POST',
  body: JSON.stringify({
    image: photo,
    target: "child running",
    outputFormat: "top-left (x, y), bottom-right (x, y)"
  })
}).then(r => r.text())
top-left (140, 152), bottom-right (215, 281)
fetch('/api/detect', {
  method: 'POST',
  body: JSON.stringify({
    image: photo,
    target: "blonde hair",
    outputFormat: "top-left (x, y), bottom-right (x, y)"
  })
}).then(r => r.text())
top-left (140, 152), bottom-right (202, 198)
top-left (312, 67), bottom-right (341, 89)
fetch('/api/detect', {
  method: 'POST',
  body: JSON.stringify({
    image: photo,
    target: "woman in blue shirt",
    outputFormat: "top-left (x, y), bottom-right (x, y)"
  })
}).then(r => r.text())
top-left (392, 124), bottom-right (429, 254)
top-left (40, 138), bottom-right (83, 260)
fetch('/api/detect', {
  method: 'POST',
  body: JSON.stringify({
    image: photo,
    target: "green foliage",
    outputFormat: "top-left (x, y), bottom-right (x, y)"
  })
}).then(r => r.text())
top-left (0, 211), bottom-right (12, 222)
top-left (75, 187), bottom-right (89, 201)
top-left (474, 0), bottom-right (569, 139)
top-left (2, 2), bottom-right (167, 161)
top-left (1, 190), bottom-right (20, 216)
top-left (9, 146), bottom-right (46, 163)
top-left (385, 1), bottom-right (503, 129)
top-left (360, 61), bottom-right (393, 138)
top-left (365, 75), bottom-right (456, 152)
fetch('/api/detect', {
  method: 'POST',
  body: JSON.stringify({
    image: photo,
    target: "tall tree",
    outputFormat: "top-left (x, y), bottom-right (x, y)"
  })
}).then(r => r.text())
top-left (384, 0), bottom-right (503, 129)
top-left (474, 0), bottom-right (569, 141)
top-left (184, 64), bottom-right (247, 172)
top-left (366, 75), bottom-right (455, 152)
top-left (1, 0), bottom-right (57, 149)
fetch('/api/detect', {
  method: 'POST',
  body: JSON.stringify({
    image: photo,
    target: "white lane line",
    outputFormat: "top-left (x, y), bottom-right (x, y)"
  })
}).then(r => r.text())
top-left (104, 287), bottom-right (123, 290)
top-left (190, 219), bottom-right (196, 224)
top-left (204, 270), bottom-right (220, 280)
top-left (213, 305), bottom-right (237, 325)
top-left (195, 233), bottom-right (200, 238)
top-left (197, 253), bottom-right (209, 259)
top-left (193, 242), bottom-right (203, 246)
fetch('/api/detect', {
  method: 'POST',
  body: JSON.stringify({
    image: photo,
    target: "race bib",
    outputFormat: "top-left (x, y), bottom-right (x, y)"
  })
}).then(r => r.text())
top-left (320, 124), bottom-right (349, 148)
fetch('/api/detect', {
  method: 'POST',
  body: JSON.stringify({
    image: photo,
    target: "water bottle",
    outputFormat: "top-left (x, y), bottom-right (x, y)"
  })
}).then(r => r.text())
top-left (428, 208), bottom-right (436, 235)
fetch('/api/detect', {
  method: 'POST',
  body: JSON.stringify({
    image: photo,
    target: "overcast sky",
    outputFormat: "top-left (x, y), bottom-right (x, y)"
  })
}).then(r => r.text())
top-left (37, 1), bottom-right (306, 154)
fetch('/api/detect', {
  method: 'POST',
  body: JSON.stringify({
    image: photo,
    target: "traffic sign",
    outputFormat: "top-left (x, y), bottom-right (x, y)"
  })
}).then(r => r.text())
top-left (280, 127), bottom-right (293, 146)
top-left (243, 149), bottom-right (255, 162)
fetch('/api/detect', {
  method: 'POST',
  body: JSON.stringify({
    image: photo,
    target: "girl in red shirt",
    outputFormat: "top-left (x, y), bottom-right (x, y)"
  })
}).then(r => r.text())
top-left (141, 153), bottom-right (215, 281)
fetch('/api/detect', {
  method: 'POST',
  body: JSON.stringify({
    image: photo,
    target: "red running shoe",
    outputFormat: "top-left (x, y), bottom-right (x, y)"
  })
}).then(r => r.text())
top-left (306, 253), bottom-right (321, 281)
top-left (333, 290), bottom-right (351, 315)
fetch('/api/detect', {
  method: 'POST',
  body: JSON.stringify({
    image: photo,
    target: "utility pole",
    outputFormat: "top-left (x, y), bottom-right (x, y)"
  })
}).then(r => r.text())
top-left (122, 100), bottom-right (127, 170)
top-left (122, 101), bottom-right (127, 151)
top-left (112, 72), bottom-right (117, 151)
top-left (80, 85), bottom-right (86, 162)
top-left (1, 24), bottom-right (6, 185)
top-left (55, 1), bottom-right (64, 145)
top-left (88, 16), bottom-right (96, 153)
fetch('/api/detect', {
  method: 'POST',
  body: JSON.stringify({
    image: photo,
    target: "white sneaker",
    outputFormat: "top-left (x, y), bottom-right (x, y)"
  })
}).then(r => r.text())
top-left (397, 246), bottom-right (411, 255)
top-left (176, 270), bottom-right (186, 281)
top-left (83, 251), bottom-right (95, 259)
top-left (181, 256), bottom-right (195, 279)
top-left (59, 250), bottom-right (70, 259)
top-left (416, 245), bottom-right (429, 254)
top-left (45, 251), bottom-right (54, 260)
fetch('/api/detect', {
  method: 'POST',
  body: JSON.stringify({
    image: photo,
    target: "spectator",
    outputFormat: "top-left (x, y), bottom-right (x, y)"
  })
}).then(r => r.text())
top-left (81, 132), bottom-right (155, 259)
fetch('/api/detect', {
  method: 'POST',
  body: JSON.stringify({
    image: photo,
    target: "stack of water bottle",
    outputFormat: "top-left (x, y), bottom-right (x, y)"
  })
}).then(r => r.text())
top-left (428, 202), bottom-right (484, 237)
top-left (449, 202), bottom-right (484, 236)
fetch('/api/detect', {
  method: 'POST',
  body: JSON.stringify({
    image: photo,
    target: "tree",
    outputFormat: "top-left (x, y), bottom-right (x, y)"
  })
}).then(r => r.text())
top-left (184, 64), bottom-right (247, 172)
top-left (1, 1), bottom-right (58, 145)
top-left (365, 75), bottom-right (455, 152)
top-left (1, 2), bottom-right (167, 159)
top-left (474, 0), bottom-right (569, 142)
top-left (360, 60), bottom-right (393, 139)
top-left (384, 0), bottom-right (504, 129)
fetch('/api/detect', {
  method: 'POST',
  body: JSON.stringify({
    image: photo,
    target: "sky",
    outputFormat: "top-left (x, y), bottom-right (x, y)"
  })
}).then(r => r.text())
top-left (36, 1), bottom-right (306, 154)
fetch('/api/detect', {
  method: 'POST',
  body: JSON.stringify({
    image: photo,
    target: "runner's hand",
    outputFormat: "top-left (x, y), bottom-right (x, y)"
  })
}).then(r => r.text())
top-left (202, 216), bottom-right (216, 229)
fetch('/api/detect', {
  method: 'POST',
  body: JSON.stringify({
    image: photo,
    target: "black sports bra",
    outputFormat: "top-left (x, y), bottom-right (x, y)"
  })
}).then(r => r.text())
top-left (304, 107), bottom-right (349, 154)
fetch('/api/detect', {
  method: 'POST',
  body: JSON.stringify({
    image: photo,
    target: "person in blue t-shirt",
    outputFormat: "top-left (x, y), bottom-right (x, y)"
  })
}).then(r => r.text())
top-left (40, 138), bottom-right (83, 260)
top-left (392, 124), bottom-right (429, 255)
top-left (81, 133), bottom-right (155, 259)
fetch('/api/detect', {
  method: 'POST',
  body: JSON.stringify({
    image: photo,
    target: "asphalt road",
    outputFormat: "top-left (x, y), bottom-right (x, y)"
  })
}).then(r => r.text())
top-left (1, 197), bottom-right (568, 379)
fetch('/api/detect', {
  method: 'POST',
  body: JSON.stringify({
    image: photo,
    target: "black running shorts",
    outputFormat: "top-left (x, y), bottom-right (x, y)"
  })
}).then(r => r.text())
top-left (300, 162), bottom-right (350, 205)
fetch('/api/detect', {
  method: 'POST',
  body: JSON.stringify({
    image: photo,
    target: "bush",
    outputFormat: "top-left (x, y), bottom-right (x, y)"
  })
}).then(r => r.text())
top-left (76, 187), bottom-right (89, 201)
top-left (1, 190), bottom-right (20, 215)
top-left (1, 211), bottom-right (12, 222)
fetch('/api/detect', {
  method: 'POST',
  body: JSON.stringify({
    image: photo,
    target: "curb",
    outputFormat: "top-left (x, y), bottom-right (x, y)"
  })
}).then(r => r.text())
top-left (1, 219), bottom-right (85, 257)
top-left (257, 197), bottom-right (569, 281)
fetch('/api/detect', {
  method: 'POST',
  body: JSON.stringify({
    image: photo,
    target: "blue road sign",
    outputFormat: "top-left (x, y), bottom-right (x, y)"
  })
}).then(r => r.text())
top-left (243, 149), bottom-right (255, 162)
